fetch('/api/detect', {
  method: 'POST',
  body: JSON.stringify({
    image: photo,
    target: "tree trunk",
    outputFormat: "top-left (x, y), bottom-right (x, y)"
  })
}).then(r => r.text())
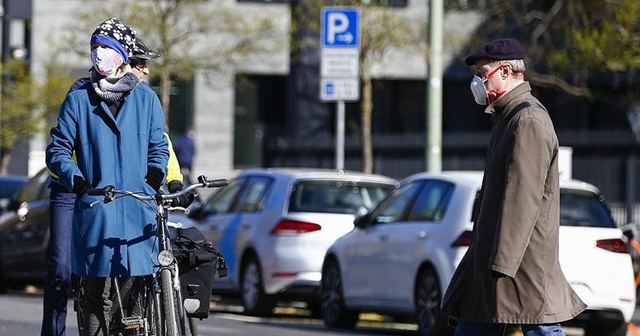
top-left (360, 57), bottom-right (373, 174)
top-left (160, 72), bottom-right (172, 132)
top-left (0, 148), bottom-right (11, 175)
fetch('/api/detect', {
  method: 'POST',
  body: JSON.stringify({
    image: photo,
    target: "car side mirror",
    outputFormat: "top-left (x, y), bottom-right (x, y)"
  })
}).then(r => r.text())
top-left (622, 222), bottom-right (639, 241)
top-left (353, 206), bottom-right (370, 228)
top-left (188, 206), bottom-right (205, 220)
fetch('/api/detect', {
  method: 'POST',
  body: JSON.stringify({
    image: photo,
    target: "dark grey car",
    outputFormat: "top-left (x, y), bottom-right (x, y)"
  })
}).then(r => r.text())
top-left (0, 167), bottom-right (51, 289)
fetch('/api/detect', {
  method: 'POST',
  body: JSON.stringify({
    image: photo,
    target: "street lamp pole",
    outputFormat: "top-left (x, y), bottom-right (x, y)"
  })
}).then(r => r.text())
top-left (426, 0), bottom-right (443, 172)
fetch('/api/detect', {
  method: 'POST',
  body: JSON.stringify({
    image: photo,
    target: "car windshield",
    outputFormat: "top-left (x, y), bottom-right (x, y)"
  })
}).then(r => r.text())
top-left (560, 190), bottom-right (616, 228)
top-left (289, 181), bottom-right (392, 214)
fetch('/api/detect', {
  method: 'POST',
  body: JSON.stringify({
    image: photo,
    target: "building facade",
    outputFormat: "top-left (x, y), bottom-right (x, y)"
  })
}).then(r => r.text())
top-left (13, 0), bottom-right (640, 224)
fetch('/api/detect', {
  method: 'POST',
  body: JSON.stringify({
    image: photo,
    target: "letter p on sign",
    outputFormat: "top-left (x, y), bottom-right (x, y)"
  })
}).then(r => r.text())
top-left (327, 12), bottom-right (349, 44)
top-left (321, 7), bottom-right (359, 48)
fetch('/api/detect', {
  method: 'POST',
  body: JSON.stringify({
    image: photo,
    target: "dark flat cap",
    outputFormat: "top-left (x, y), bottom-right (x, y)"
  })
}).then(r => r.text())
top-left (464, 38), bottom-right (525, 66)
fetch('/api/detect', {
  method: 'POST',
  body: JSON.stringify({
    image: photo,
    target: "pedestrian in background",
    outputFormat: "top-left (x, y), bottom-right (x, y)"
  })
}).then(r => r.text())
top-left (173, 128), bottom-right (195, 183)
top-left (440, 38), bottom-right (586, 336)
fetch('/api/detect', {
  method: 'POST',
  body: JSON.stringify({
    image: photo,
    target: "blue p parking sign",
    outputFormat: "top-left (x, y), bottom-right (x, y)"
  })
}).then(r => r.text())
top-left (321, 7), bottom-right (360, 48)
top-left (320, 6), bottom-right (360, 102)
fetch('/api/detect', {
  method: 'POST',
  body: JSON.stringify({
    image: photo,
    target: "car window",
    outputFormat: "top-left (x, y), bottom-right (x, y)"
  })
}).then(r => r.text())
top-left (407, 180), bottom-right (454, 222)
top-left (15, 168), bottom-right (50, 203)
top-left (288, 181), bottom-right (393, 214)
top-left (202, 178), bottom-right (244, 215)
top-left (233, 177), bottom-right (272, 212)
top-left (0, 179), bottom-right (25, 199)
top-left (368, 182), bottom-right (422, 224)
top-left (560, 190), bottom-right (616, 228)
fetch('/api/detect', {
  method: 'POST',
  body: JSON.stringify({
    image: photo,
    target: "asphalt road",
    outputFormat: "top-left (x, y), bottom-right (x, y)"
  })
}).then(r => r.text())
top-left (0, 290), bottom-right (614, 336)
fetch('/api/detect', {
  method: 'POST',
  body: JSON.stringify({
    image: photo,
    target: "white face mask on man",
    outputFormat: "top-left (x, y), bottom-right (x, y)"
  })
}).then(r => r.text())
top-left (469, 65), bottom-right (504, 106)
top-left (91, 46), bottom-right (124, 77)
top-left (470, 75), bottom-right (489, 105)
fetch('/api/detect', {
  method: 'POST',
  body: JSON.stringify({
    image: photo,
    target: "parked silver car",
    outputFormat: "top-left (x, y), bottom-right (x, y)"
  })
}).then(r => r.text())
top-left (175, 168), bottom-right (397, 316)
top-left (321, 171), bottom-right (636, 336)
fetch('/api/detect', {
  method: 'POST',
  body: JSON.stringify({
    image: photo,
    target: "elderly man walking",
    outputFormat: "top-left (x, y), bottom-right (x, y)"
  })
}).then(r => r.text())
top-left (440, 38), bottom-right (586, 336)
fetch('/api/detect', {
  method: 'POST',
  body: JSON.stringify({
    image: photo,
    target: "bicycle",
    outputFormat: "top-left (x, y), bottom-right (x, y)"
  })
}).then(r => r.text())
top-left (73, 175), bottom-right (228, 336)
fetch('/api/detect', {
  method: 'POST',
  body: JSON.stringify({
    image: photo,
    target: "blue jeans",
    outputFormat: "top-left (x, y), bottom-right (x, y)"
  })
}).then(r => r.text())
top-left (455, 321), bottom-right (566, 336)
top-left (40, 181), bottom-right (75, 336)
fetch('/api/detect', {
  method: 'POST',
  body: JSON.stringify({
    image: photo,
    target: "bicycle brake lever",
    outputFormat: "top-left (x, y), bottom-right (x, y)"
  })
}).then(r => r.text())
top-left (103, 185), bottom-right (116, 204)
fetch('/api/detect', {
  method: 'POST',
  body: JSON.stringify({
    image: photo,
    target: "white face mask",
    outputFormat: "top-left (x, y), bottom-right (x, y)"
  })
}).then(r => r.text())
top-left (470, 75), bottom-right (489, 105)
top-left (470, 64), bottom-right (505, 106)
top-left (91, 46), bottom-right (124, 77)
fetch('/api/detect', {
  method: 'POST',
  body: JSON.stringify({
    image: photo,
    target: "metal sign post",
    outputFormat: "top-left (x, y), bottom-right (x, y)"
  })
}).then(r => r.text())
top-left (320, 6), bottom-right (360, 170)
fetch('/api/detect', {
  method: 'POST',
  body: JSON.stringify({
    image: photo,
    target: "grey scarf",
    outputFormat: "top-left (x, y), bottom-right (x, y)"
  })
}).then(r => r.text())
top-left (90, 69), bottom-right (139, 104)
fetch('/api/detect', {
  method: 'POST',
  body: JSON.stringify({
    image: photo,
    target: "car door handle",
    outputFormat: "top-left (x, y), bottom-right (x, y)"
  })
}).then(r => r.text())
top-left (240, 223), bottom-right (251, 229)
top-left (418, 231), bottom-right (427, 239)
top-left (379, 234), bottom-right (389, 241)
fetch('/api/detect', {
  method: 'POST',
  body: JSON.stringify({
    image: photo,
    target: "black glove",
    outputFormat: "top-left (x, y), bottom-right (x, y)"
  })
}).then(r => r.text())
top-left (145, 167), bottom-right (164, 192)
top-left (168, 180), bottom-right (195, 208)
top-left (72, 176), bottom-right (92, 196)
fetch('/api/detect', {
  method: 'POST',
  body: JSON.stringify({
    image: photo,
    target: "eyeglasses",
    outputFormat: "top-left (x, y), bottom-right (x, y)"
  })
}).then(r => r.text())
top-left (476, 64), bottom-right (505, 81)
top-left (133, 61), bottom-right (147, 70)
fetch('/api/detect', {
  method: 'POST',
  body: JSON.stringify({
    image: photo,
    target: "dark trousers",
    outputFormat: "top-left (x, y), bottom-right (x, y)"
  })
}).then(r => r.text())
top-left (455, 321), bottom-right (566, 336)
top-left (77, 276), bottom-right (149, 336)
top-left (40, 181), bottom-right (75, 336)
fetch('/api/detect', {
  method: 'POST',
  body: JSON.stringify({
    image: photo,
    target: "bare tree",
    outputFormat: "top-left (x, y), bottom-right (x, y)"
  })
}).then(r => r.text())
top-left (466, 0), bottom-right (640, 107)
top-left (293, 1), bottom-right (426, 173)
top-left (65, 0), bottom-right (283, 130)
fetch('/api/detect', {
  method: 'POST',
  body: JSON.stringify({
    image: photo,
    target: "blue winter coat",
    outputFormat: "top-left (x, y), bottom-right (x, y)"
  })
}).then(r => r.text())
top-left (46, 81), bottom-right (169, 277)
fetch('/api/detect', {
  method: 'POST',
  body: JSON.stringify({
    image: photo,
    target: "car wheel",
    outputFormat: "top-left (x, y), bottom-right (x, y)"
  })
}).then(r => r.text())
top-left (320, 258), bottom-right (358, 329)
top-left (415, 267), bottom-right (452, 336)
top-left (306, 299), bottom-right (321, 318)
top-left (584, 319), bottom-right (627, 336)
top-left (240, 255), bottom-right (274, 316)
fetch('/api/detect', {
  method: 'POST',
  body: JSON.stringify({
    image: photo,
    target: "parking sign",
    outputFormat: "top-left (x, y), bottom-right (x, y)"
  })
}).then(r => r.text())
top-left (321, 7), bottom-right (360, 48)
top-left (320, 6), bottom-right (360, 102)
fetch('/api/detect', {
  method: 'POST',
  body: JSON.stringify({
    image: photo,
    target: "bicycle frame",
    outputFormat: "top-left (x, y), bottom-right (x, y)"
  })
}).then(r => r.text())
top-left (74, 175), bottom-right (228, 336)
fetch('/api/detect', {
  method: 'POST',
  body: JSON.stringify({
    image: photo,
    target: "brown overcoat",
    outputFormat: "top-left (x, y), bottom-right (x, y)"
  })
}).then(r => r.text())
top-left (441, 82), bottom-right (586, 324)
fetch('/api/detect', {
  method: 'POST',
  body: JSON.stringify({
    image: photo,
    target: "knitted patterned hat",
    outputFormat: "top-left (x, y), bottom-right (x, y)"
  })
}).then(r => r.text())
top-left (90, 17), bottom-right (137, 63)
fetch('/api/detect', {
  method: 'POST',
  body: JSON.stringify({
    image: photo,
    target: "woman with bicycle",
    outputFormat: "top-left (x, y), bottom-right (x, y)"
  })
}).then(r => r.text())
top-left (46, 18), bottom-right (169, 336)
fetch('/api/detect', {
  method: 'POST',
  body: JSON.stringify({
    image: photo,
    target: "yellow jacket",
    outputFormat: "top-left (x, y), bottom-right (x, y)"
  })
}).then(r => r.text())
top-left (165, 134), bottom-right (184, 184)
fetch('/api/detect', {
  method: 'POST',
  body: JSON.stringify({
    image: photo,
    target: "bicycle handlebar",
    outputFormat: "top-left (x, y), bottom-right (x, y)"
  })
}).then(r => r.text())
top-left (87, 175), bottom-right (229, 205)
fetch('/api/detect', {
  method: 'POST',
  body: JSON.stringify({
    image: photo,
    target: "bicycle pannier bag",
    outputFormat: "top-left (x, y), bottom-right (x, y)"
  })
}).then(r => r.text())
top-left (171, 226), bottom-right (227, 319)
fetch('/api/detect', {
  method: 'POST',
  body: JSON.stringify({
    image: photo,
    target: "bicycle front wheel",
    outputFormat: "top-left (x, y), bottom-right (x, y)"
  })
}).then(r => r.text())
top-left (160, 268), bottom-right (179, 335)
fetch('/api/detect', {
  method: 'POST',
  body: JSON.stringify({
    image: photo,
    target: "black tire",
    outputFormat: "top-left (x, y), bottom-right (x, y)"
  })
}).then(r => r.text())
top-left (174, 279), bottom-right (197, 336)
top-left (188, 316), bottom-right (198, 336)
top-left (160, 268), bottom-right (179, 335)
top-left (0, 273), bottom-right (7, 294)
top-left (307, 299), bottom-right (321, 318)
top-left (320, 258), bottom-right (358, 329)
top-left (240, 255), bottom-right (275, 316)
top-left (584, 319), bottom-right (627, 336)
top-left (415, 267), bottom-right (451, 336)
top-left (175, 296), bottom-right (197, 336)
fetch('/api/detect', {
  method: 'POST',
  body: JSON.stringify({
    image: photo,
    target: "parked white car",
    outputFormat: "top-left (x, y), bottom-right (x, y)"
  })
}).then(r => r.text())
top-left (321, 171), bottom-right (636, 336)
top-left (177, 168), bottom-right (397, 316)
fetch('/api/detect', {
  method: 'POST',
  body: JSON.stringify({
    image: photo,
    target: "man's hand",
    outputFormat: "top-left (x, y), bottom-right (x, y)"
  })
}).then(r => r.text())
top-left (168, 180), bottom-right (195, 208)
